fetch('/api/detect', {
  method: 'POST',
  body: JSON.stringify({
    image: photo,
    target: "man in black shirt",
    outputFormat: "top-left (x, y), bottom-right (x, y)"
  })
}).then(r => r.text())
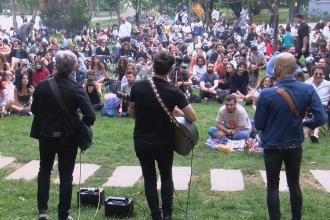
top-left (129, 51), bottom-right (196, 220)
top-left (30, 50), bottom-right (95, 220)
top-left (295, 14), bottom-right (310, 60)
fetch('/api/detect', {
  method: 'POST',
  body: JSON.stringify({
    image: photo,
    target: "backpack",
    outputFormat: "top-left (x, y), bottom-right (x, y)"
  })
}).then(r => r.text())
top-left (102, 96), bottom-right (120, 117)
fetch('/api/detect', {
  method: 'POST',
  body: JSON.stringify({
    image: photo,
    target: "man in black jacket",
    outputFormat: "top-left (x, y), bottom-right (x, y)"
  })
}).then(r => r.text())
top-left (30, 50), bottom-right (95, 220)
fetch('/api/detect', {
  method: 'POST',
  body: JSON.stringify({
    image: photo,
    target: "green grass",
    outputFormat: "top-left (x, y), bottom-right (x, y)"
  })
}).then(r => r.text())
top-left (252, 8), bottom-right (289, 24)
top-left (0, 102), bottom-right (330, 219)
top-left (91, 19), bottom-right (118, 29)
top-left (91, 7), bottom-right (290, 29)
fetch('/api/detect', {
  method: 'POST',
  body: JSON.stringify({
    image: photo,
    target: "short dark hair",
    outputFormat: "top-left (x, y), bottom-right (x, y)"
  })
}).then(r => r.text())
top-left (311, 66), bottom-right (324, 75)
top-left (250, 46), bottom-right (258, 51)
top-left (295, 14), bottom-right (304, 20)
top-left (224, 94), bottom-right (237, 103)
top-left (237, 61), bottom-right (247, 69)
top-left (153, 51), bottom-right (175, 75)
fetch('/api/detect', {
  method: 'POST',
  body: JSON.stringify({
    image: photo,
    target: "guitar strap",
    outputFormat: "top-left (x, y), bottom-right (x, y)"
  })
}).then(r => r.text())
top-left (147, 78), bottom-right (180, 127)
top-left (148, 77), bottom-right (193, 145)
top-left (275, 86), bottom-right (303, 122)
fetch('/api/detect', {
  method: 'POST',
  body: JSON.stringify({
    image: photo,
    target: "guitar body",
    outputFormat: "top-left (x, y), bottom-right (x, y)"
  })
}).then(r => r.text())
top-left (173, 117), bottom-right (199, 156)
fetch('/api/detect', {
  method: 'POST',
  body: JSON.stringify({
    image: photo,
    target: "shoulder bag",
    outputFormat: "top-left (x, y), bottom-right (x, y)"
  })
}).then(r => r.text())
top-left (148, 78), bottom-right (199, 156)
top-left (48, 77), bottom-right (93, 152)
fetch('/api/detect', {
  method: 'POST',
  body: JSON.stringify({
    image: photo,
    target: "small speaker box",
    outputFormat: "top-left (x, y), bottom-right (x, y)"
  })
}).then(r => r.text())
top-left (77, 188), bottom-right (105, 207)
top-left (105, 196), bottom-right (134, 218)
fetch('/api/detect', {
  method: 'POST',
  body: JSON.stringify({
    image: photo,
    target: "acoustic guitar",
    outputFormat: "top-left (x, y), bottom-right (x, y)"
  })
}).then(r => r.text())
top-left (173, 116), bottom-right (199, 156)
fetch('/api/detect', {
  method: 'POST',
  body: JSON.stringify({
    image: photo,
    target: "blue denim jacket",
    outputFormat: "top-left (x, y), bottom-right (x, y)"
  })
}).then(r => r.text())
top-left (254, 76), bottom-right (328, 149)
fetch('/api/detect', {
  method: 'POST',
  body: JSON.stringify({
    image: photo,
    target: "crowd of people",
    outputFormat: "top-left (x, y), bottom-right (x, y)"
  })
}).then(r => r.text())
top-left (1, 10), bottom-right (329, 138)
top-left (0, 5), bottom-right (330, 220)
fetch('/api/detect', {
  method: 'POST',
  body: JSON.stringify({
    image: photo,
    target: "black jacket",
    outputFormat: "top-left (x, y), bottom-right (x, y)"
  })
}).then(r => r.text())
top-left (30, 75), bottom-right (95, 139)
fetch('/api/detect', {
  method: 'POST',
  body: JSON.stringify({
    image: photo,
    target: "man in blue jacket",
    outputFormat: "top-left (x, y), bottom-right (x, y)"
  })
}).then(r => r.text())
top-left (254, 52), bottom-right (327, 220)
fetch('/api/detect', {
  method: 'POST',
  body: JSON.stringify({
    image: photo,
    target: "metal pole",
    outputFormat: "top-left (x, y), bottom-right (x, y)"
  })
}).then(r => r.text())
top-left (97, 0), bottom-right (99, 22)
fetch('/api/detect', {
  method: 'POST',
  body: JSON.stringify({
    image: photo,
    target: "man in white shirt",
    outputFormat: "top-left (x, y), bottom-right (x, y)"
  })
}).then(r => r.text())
top-left (305, 66), bottom-right (330, 142)
top-left (208, 94), bottom-right (251, 143)
top-left (118, 17), bottom-right (132, 43)
top-left (181, 23), bottom-right (192, 35)
top-left (211, 9), bottom-right (220, 21)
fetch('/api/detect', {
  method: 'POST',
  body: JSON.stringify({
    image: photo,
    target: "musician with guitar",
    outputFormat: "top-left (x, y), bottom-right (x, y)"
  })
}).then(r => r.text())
top-left (128, 51), bottom-right (196, 220)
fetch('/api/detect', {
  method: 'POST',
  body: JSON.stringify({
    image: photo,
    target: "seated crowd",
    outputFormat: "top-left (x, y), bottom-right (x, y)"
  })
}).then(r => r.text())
top-left (0, 13), bottom-right (329, 143)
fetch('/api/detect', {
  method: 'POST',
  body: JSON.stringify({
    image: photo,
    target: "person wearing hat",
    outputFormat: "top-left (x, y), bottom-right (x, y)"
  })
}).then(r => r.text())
top-left (248, 46), bottom-right (267, 69)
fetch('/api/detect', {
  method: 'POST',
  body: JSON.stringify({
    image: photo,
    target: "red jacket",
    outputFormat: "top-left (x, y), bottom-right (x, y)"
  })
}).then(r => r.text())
top-left (32, 68), bottom-right (49, 87)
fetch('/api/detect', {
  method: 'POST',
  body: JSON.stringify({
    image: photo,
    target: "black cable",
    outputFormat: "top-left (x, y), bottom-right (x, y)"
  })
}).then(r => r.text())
top-left (173, 148), bottom-right (194, 217)
top-left (129, 191), bottom-right (149, 219)
top-left (78, 151), bottom-right (82, 220)
top-left (185, 148), bottom-right (194, 219)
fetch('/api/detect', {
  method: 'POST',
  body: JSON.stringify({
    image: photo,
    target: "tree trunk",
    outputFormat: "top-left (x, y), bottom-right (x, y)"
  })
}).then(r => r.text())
top-left (203, 0), bottom-right (215, 28)
top-left (31, 0), bottom-right (39, 21)
top-left (116, 1), bottom-right (121, 25)
top-left (272, 5), bottom-right (279, 52)
top-left (12, 0), bottom-right (18, 30)
top-left (228, 2), bottom-right (242, 17)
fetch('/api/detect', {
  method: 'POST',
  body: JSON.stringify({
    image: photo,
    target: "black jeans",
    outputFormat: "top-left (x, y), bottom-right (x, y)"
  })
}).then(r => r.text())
top-left (264, 147), bottom-right (302, 220)
top-left (135, 146), bottom-right (174, 220)
top-left (37, 137), bottom-right (78, 220)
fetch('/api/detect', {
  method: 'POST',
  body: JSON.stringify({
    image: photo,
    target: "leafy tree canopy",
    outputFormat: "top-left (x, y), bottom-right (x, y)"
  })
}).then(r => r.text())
top-left (39, 0), bottom-right (90, 34)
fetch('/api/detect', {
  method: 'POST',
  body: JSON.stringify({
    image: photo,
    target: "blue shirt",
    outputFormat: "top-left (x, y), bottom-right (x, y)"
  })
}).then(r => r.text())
top-left (282, 33), bottom-right (293, 47)
top-left (265, 51), bottom-right (280, 77)
top-left (254, 76), bottom-right (327, 149)
top-left (200, 72), bottom-right (219, 87)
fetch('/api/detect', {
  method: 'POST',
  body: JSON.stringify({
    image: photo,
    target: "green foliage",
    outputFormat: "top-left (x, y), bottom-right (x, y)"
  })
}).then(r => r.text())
top-left (39, 0), bottom-right (90, 33)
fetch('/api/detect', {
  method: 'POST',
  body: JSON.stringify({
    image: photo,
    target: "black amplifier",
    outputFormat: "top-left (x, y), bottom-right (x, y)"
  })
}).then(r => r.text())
top-left (105, 196), bottom-right (134, 218)
top-left (77, 188), bottom-right (105, 207)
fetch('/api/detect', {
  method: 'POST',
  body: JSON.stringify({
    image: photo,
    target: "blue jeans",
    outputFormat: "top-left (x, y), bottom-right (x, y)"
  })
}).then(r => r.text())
top-left (264, 147), bottom-right (302, 220)
top-left (208, 127), bottom-right (250, 143)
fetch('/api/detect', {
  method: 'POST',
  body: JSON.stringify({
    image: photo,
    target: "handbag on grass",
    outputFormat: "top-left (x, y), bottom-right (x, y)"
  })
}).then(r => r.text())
top-left (48, 77), bottom-right (93, 151)
top-left (148, 78), bottom-right (199, 156)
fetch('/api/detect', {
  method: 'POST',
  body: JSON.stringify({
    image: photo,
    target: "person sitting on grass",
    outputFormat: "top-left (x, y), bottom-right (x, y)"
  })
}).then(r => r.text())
top-left (208, 94), bottom-right (251, 143)
top-left (10, 72), bottom-right (33, 115)
top-left (304, 66), bottom-right (330, 143)
top-left (199, 61), bottom-right (219, 102)
top-left (230, 61), bottom-right (253, 105)
top-left (83, 70), bottom-right (103, 111)
top-left (252, 76), bottom-right (274, 111)
top-left (0, 72), bottom-right (12, 117)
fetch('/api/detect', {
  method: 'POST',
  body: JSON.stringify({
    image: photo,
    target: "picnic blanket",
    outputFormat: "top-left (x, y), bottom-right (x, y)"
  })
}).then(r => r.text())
top-left (205, 137), bottom-right (261, 153)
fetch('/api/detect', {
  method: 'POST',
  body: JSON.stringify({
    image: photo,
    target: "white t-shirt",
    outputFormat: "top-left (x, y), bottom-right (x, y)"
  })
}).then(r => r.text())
top-left (118, 21), bottom-right (132, 38)
top-left (216, 103), bottom-right (252, 130)
top-left (211, 10), bottom-right (220, 21)
top-left (305, 77), bottom-right (330, 105)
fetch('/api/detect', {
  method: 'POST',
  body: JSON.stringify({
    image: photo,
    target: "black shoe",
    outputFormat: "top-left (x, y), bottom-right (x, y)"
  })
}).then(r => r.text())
top-left (310, 135), bottom-right (319, 143)
top-left (163, 216), bottom-right (172, 220)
